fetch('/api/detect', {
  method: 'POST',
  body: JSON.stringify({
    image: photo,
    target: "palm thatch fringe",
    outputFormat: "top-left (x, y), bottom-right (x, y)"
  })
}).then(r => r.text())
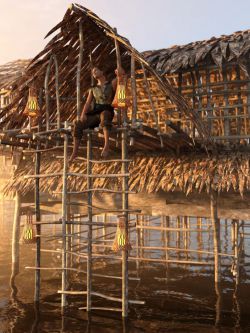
top-left (143, 29), bottom-right (250, 75)
top-left (4, 153), bottom-right (250, 198)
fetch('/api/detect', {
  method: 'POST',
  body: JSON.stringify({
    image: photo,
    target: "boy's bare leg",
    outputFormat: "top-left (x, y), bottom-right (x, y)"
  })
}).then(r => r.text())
top-left (101, 127), bottom-right (110, 158)
top-left (69, 137), bottom-right (80, 162)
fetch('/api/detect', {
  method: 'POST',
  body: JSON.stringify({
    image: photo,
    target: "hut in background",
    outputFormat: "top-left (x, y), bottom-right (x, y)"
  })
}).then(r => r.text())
top-left (0, 60), bottom-right (28, 197)
top-left (144, 30), bottom-right (250, 146)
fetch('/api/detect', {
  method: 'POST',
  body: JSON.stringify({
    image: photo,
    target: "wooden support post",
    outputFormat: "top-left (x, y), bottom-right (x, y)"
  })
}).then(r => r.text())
top-left (190, 70), bottom-right (196, 138)
top-left (205, 65), bottom-right (212, 135)
top-left (87, 132), bottom-right (93, 312)
top-left (141, 63), bottom-right (164, 147)
top-left (197, 217), bottom-right (202, 261)
top-left (45, 55), bottom-right (60, 130)
top-left (77, 20), bottom-right (84, 121)
top-left (61, 127), bottom-right (68, 309)
top-left (215, 280), bottom-right (222, 326)
top-left (222, 67), bottom-right (230, 145)
top-left (103, 213), bottom-right (107, 253)
top-left (121, 129), bottom-right (129, 317)
top-left (131, 55), bottom-right (138, 126)
top-left (236, 66), bottom-right (242, 139)
top-left (130, 54), bottom-right (138, 146)
top-left (210, 189), bottom-right (221, 283)
top-left (135, 214), bottom-right (140, 274)
top-left (177, 72), bottom-right (183, 131)
top-left (235, 220), bottom-right (240, 285)
top-left (34, 149), bottom-right (41, 302)
top-left (66, 197), bottom-right (72, 275)
top-left (12, 192), bottom-right (20, 275)
top-left (232, 220), bottom-right (240, 285)
top-left (165, 216), bottom-right (170, 262)
top-left (114, 28), bottom-right (122, 127)
top-left (183, 216), bottom-right (188, 260)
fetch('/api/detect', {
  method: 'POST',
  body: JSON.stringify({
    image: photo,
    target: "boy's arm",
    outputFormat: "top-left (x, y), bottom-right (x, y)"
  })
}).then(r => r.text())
top-left (112, 67), bottom-right (126, 91)
top-left (80, 89), bottom-right (93, 121)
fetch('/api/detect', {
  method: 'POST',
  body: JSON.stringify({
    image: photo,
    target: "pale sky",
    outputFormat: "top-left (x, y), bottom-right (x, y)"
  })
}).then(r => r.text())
top-left (1, 0), bottom-right (250, 65)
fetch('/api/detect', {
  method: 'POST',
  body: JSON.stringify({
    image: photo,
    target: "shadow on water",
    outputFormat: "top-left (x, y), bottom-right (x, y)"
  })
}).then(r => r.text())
top-left (1, 200), bottom-right (250, 333)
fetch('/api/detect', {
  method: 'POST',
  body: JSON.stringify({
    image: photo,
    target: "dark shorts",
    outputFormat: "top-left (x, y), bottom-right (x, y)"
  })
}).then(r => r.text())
top-left (73, 104), bottom-right (114, 140)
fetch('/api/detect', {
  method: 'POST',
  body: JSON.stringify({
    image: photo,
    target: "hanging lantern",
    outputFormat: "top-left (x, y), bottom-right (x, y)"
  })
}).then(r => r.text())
top-left (112, 216), bottom-right (132, 252)
top-left (21, 209), bottom-right (36, 244)
top-left (24, 86), bottom-right (40, 118)
top-left (112, 74), bottom-right (130, 109)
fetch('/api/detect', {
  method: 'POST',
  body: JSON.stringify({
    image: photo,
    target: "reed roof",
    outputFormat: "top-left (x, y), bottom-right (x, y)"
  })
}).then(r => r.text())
top-left (143, 29), bottom-right (250, 75)
top-left (0, 3), bottom-right (209, 142)
top-left (0, 59), bottom-right (30, 90)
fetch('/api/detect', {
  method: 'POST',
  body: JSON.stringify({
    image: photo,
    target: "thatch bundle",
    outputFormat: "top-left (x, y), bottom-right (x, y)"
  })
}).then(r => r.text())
top-left (4, 151), bottom-right (250, 197)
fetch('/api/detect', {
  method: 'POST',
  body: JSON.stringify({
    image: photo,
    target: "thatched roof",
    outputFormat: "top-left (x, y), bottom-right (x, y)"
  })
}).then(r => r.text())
top-left (0, 59), bottom-right (30, 90)
top-left (143, 29), bottom-right (250, 75)
top-left (4, 151), bottom-right (250, 197)
top-left (0, 3), bottom-right (209, 143)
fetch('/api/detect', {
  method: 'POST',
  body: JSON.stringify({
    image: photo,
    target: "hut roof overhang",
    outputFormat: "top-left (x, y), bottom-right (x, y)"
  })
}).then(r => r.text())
top-left (0, 3), bottom-right (209, 145)
top-left (4, 152), bottom-right (250, 198)
top-left (143, 29), bottom-right (250, 75)
top-left (0, 59), bottom-right (30, 91)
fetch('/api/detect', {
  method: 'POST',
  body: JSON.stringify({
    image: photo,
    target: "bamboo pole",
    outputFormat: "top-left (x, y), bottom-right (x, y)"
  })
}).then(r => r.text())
top-left (66, 199), bottom-right (72, 275)
top-left (135, 214), bottom-right (140, 274)
top-left (130, 54), bottom-right (138, 146)
top-left (34, 148), bottom-right (41, 303)
top-left (12, 192), bottom-right (20, 275)
top-left (61, 126), bottom-right (68, 309)
top-left (77, 20), bottom-right (83, 121)
top-left (141, 62), bottom-right (164, 147)
top-left (113, 27), bottom-right (122, 127)
top-left (102, 214), bottom-right (107, 253)
top-left (210, 189), bottom-right (221, 283)
top-left (45, 54), bottom-right (60, 130)
top-left (87, 132), bottom-right (93, 312)
top-left (121, 128), bottom-right (129, 317)
top-left (222, 68), bottom-right (230, 145)
top-left (235, 220), bottom-right (240, 285)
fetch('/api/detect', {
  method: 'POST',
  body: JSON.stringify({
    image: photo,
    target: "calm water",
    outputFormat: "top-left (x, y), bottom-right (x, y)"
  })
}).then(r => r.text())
top-left (1, 200), bottom-right (250, 333)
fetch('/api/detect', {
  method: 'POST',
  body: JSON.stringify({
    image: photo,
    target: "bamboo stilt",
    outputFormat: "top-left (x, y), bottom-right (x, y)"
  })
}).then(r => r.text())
top-left (12, 192), bottom-right (20, 275)
top-left (76, 20), bottom-right (83, 121)
top-left (210, 189), bottom-right (221, 283)
top-left (121, 128), bottom-right (129, 317)
top-left (61, 128), bottom-right (68, 309)
top-left (34, 149), bottom-right (41, 302)
top-left (87, 132), bottom-right (93, 312)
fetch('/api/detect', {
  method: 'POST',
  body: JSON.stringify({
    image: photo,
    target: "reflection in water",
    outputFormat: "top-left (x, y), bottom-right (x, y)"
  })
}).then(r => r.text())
top-left (215, 283), bottom-right (222, 327)
top-left (1, 202), bottom-right (250, 332)
top-left (9, 262), bottom-right (25, 333)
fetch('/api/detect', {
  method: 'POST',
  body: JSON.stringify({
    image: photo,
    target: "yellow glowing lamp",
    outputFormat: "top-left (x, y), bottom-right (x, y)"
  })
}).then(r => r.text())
top-left (112, 75), bottom-right (130, 109)
top-left (21, 209), bottom-right (36, 244)
top-left (24, 88), bottom-right (40, 118)
top-left (112, 217), bottom-right (132, 252)
top-left (117, 84), bottom-right (126, 108)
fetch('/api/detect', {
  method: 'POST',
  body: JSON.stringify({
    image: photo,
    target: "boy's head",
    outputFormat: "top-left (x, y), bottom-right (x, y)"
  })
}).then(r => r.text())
top-left (92, 67), bottom-right (104, 80)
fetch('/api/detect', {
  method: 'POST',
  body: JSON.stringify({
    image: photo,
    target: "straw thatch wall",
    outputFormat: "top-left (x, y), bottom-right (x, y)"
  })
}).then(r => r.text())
top-left (144, 30), bottom-right (250, 144)
top-left (4, 151), bottom-right (250, 198)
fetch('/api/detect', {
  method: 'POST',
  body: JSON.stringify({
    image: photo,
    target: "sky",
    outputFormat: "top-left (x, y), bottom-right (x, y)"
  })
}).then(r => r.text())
top-left (1, 0), bottom-right (250, 65)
